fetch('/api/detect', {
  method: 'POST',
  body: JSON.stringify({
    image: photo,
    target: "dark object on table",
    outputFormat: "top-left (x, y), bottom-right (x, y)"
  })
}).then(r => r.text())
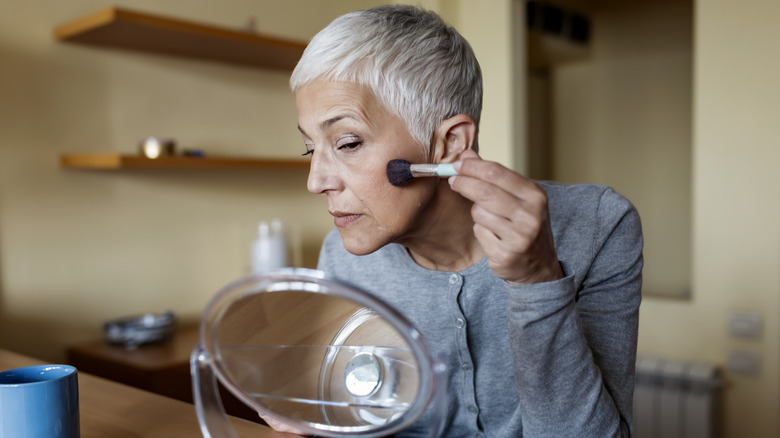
top-left (182, 148), bottom-right (205, 158)
top-left (104, 311), bottom-right (177, 349)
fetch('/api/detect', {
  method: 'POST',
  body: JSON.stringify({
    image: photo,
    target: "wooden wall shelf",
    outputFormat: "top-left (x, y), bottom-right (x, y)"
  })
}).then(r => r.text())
top-left (54, 9), bottom-right (308, 171)
top-left (60, 154), bottom-right (310, 170)
top-left (54, 7), bottom-right (307, 71)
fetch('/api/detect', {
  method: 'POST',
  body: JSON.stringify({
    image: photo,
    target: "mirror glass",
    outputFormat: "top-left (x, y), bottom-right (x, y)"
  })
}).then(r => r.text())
top-left (197, 271), bottom-right (436, 436)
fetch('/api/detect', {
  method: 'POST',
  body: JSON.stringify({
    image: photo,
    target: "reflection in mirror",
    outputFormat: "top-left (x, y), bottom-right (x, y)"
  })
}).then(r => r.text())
top-left (214, 291), bottom-right (418, 426)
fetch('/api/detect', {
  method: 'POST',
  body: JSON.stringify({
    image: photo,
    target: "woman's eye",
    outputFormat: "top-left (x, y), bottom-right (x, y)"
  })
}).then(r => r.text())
top-left (337, 141), bottom-right (362, 150)
top-left (301, 149), bottom-right (314, 156)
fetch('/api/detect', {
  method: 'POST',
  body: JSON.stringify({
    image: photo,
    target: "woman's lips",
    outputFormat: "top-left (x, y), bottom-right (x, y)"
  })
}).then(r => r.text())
top-left (331, 212), bottom-right (363, 227)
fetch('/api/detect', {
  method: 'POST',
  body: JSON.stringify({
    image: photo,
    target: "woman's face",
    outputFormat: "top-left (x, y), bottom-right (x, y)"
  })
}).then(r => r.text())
top-left (296, 80), bottom-right (436, 255)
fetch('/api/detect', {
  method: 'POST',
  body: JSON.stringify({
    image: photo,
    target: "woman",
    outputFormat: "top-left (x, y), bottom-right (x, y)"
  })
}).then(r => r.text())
top-left (289, 4), bottom-right (642, 437)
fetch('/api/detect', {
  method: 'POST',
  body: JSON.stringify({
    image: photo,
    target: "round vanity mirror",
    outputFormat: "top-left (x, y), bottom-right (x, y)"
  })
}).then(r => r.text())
top-left (191, 268), bottom-right (446, 438)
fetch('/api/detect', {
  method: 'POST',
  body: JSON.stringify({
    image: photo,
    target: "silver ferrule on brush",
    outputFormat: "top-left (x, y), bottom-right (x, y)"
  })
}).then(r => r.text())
top-left (409, 163), bottom-right (458, 177)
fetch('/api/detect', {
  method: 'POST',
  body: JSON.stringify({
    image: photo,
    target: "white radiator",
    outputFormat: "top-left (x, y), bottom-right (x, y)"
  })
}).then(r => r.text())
top-left (633, 356), bottom-right (722, 438)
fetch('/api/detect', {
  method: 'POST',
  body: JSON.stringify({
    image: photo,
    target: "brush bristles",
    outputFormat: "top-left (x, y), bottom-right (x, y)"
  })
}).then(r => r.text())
top-left (386, 159), bottom-right (414, 187)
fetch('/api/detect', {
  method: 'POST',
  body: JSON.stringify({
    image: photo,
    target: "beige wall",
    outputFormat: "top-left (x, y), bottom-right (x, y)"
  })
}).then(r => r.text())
top-left (639, 0), bottom-right (780, 436)
top-left (441, 0), bottom-right (522, 170)
top-left (642, 0), bottom-right (780, 436)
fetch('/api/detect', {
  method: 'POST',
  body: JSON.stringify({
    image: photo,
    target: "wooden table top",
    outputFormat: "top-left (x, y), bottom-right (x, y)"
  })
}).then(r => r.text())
top-left (0, 348), bottom-right (296, 438)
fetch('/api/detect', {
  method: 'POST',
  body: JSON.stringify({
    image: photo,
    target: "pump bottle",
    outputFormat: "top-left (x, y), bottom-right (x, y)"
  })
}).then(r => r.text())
top-left (251, 219), bottom-right (287, 275)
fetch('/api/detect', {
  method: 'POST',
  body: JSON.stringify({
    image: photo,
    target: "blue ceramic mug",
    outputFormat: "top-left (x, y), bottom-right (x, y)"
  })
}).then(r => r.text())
top-left (0, 364), bottom-right (80, 437)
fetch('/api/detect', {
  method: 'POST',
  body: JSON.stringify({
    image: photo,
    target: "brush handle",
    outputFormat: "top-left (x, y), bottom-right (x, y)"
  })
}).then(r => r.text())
top-left (409, 163), bottom-right (458, 178)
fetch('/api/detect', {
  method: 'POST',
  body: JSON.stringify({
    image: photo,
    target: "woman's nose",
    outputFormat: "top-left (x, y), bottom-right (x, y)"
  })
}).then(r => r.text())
top-left (306, 151), bottom-right (340, 194)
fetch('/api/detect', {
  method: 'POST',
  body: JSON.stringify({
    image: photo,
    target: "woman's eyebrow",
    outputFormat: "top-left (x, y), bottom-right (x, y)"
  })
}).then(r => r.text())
top-left (298, 114), bottom-right (357, 137)
top-left (321, 114), bottom-right (355, 130)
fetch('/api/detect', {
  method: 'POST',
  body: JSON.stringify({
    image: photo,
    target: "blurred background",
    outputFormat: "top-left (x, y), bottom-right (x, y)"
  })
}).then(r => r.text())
top-left (0, 0), bottom-right (777, 437)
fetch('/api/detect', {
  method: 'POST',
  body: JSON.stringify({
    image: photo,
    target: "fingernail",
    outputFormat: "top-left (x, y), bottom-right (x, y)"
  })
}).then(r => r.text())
top-left (453, 160), bottom-right (462, 171)
top-left (448, 176), bottom-right (456, 186)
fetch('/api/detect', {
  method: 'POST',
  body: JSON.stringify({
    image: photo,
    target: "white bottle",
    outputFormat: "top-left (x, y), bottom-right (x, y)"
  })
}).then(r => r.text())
top-left (250, 219), bottom-right (287, 275)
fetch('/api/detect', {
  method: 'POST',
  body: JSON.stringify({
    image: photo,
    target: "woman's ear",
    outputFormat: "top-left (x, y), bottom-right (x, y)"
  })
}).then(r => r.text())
top-left (431, 114), bottom-right (477, 163)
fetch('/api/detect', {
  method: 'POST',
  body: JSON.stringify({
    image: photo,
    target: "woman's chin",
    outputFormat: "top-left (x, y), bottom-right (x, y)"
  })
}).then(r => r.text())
top-left (339, 232), bottom-right (385, 256)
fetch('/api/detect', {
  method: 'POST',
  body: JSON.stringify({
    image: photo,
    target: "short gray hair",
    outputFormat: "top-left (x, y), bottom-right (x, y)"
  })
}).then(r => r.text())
top-left (290, 4), bottom-right (482, 152)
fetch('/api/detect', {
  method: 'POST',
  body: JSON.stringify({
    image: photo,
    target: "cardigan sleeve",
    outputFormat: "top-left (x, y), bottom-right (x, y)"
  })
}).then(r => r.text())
top-left (505, 189), bottom-right (643, 437)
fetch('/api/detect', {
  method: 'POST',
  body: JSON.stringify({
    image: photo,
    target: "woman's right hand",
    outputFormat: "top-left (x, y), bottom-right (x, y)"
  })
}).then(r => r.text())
top-left (448, 149), bottom-right (564, 285)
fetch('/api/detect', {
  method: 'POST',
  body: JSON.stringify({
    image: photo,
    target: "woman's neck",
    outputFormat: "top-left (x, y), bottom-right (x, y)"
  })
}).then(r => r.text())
top-left (395, 181), bottom-right (484, 272)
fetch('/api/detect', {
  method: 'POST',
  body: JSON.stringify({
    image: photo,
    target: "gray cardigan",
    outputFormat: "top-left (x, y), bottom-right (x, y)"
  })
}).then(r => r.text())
top-left (317, 181), bottom-right (643, 437)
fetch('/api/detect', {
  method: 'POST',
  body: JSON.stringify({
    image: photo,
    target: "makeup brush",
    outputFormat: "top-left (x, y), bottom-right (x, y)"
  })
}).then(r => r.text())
top-left (386, 159), bottom-right (458, 187)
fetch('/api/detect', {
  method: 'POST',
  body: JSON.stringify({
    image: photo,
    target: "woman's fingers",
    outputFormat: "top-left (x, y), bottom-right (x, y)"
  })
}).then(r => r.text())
top-left (258, 412), bottom-right (310, 436)
top-left (453, 151), bottom-right (545, 219)
top-left (451, 153), bottom-right (546, 240)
